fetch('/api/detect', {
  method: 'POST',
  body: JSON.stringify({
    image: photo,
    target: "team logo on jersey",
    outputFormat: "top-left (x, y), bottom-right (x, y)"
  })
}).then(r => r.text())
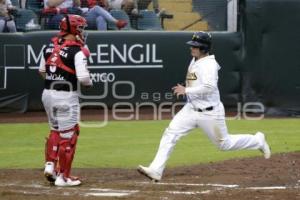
top-left (50, 66), bottom-right (57, 73)
top-left (186, 72), bottom-right (197, 80)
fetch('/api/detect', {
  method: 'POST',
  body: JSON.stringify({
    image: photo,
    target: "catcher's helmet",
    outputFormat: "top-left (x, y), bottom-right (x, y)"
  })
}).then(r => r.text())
top-left (59, 15), bottom-right (87, 44)
top-left (186, 31), bottom-right (212, 53)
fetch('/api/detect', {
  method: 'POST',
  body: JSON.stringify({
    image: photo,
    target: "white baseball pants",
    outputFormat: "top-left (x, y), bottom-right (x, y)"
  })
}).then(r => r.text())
top-left (149, 103), bottom-right (262, 175)
top-left (42, 89), bottom-right (80, 131)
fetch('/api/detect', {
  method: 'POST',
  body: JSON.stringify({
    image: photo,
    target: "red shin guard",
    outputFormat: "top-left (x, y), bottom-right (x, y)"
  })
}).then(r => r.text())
top-left (58, 131), bottom-right (78, 178)
top-left (45, 130), bottom-right (60, 162)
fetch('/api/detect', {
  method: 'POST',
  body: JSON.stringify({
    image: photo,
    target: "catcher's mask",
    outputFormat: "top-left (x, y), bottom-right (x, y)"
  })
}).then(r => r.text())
top-left (186, 31), bottom-right (212, 53)
top-left (59, 14), bottom-right (88, 44)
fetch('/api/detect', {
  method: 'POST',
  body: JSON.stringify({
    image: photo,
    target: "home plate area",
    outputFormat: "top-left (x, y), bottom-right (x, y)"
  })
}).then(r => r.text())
top-left (0, 153), bottom-right (300, 200)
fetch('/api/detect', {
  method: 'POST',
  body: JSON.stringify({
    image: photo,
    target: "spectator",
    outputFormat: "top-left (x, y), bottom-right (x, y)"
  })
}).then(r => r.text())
top-left (81, 0), bottom-right (127, 30)
top-left (43, 0), bottom-right (82, 29)
top-left (0, 0), bottom-right (16, 32)
top-left (105, 0), bottom-right (161, 15)
top-left (106, 0), bottom-right (134, 14)
top-left (133, 0), bottom-right (161, 15)
top-left (43, 0), bottom-right (127, 30)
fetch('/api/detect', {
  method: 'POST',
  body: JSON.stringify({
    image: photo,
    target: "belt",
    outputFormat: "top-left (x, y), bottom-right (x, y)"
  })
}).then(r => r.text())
top-left (195, 106), bottom-right (213, 112)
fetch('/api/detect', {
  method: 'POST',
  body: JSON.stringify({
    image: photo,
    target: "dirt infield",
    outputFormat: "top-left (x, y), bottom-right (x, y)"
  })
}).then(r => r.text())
top-left (1, 152), bottom-right (300, 200)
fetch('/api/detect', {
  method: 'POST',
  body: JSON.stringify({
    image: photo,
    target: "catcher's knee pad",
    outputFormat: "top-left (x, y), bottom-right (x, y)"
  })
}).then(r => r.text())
top-left (45, 130), bottom-right (60, 162)
top-left (58, 125), bottom-right (79, 178)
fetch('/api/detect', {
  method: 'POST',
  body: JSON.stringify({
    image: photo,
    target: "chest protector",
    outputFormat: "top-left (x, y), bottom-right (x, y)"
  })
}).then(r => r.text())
top-left (45, 37), bottom-right (90, 91)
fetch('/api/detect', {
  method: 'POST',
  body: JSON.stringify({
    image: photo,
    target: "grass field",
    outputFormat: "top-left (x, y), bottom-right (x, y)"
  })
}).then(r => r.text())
top-left (0, 119), bottom-right (299, 169)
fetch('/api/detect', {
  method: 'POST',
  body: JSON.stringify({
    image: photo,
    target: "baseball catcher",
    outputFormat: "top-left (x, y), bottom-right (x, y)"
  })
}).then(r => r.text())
top-left (39, 14), bottom-right (93, 186)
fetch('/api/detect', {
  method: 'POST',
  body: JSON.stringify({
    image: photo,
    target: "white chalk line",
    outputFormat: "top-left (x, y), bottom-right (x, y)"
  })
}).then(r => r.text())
top-left (245, 186), bottom-right (287, 190)
top-left (86, 188), bottom-right (139, 197)
top-left (137, 181), bottom-right (300, 195)
top-left (0, 183), bottom-right (138, 197)
top-left (159, 186), bottom-right (290, 196)
top-left (138, 181), bottom-right (239, 188)
top-left (0, 182), bottom-right (50, 189)
top-left (1, 181), bottom-right (299, 197)
top-left (90, 188), bottom-right (139, 193)
top-left (84, 192), bottom-right (132, 197)
top-left (167, 190), bottom-right (212, 195)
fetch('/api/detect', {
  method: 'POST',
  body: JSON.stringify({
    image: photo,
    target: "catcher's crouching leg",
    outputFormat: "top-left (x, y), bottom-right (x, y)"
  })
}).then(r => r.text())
top-left (44, 130), bottom-right (60, 182)
top-left (55, 124), bottom-right (81, 186)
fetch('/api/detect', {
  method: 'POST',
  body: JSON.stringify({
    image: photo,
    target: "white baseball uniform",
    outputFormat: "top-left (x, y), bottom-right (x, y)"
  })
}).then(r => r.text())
top-left (148, 55), bottom-right (264, 175)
